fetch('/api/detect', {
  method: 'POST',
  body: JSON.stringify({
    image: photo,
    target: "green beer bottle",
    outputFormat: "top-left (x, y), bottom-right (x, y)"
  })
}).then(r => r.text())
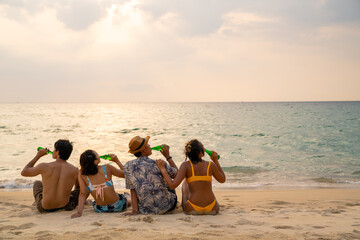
top-left (99, 154), bottom-right (111, 160)
top-left (205, 149), bottom-right (220, 159)
top-left (37, 147), bottom-right (53, 154)
top-left (151, 145), bottom-right (164, 151)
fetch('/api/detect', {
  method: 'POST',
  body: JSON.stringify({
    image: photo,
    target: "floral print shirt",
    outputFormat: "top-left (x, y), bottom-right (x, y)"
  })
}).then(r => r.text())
top-left (123, 156), bottom-right (177, 214)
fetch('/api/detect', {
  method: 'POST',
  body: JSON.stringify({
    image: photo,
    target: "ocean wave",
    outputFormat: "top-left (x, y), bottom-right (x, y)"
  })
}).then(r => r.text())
top-left (311, 177), bottom-right (336, 183)
top-left (250, 133), bottom-right (265, 137)
top-left (1, 178), bottom-right (359, 191)
top-left (0, 179), bottom-right (35, 189)
top-left (115, 128), bottom-right (148, 134)
top-left (345, 180), bottom-right (360, 184)
top-left (311, 155), bottom-right (325, 158)
top-left (231, 134), bottom-right (243, 137)
top-left (310, 177), bottom-right (360, 184)
top-left (0, 179), bottom-right (126, 190)
top-left (222, 166), bottom-right (266, 175)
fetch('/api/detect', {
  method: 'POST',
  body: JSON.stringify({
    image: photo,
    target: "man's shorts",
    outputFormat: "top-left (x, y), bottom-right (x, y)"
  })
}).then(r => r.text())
top-left (33, 180), bottom-right (80, 213)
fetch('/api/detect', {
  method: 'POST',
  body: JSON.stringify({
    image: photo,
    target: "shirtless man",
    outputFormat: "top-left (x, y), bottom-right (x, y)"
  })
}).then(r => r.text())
top-left (21, 139), bottom-right (79, 213)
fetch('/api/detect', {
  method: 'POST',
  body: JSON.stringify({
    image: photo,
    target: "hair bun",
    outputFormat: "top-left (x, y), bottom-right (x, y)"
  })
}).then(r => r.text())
top-left (185, 143), bottom-right (192, 153)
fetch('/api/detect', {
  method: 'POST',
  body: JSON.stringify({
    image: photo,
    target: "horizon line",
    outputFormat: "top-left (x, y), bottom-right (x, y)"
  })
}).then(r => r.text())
top-left (1, 100), bottom-right (360, 104)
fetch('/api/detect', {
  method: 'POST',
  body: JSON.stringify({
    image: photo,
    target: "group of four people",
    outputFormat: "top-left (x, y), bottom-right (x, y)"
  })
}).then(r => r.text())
top-left (21, 136), bottom-right (226, 217)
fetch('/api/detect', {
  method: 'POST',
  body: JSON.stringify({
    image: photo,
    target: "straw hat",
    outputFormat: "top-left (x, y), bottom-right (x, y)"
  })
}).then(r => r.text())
top-left (128, 136), bottom-right (150, 154)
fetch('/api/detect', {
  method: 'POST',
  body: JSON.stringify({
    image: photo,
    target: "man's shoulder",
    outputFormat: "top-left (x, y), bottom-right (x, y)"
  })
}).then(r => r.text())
top-left (124, 157), bottom-right (154, 173)
top-left (65, 161), bottom-right (78, 169)
top-left (33, 162), bottom-right (50, 172)
top-left (124, 157), bottom-right (145, 166)
top-left (123, 159), bottom-right (136, 172)
top-left (48, 161), bottom-right (78, 174)
top-left (39, 161), bottom-right (55, 169)
top-left (124, 158), bottom-right (135, 167)
top-left (57, 160), bottom-right (78, 169)
top-left (67, 162), bottom-right (79, 173)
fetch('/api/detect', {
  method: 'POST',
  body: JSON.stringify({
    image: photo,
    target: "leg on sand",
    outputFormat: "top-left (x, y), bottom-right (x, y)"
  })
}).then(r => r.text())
top-left (181, 180), bottom-right (192, 213)
top-left (33, 180), bottom-right (45, 213)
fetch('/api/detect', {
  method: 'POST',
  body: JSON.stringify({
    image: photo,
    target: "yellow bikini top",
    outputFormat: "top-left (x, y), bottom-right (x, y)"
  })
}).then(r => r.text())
top-left (186, 161), bottom-right (212, 183)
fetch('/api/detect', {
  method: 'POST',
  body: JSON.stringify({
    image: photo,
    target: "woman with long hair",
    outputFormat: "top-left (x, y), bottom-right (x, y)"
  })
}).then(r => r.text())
top-left (71, 150), bottom-right (130, 218)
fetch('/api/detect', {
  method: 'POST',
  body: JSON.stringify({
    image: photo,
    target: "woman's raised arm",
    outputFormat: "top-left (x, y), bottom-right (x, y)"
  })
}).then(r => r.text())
top-left (156, 160), bottom-right (187, 189)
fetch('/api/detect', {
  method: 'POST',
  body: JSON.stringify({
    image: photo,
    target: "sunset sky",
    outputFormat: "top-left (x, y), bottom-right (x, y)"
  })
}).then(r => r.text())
top-left (0, 0), bottom-right (359, 102)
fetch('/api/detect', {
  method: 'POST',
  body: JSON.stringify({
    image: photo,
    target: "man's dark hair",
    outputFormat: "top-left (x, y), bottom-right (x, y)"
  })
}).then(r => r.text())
top-left (54, 139), bottom-right (73, 160)
top-left (134, 151), bottom-right (142, 158)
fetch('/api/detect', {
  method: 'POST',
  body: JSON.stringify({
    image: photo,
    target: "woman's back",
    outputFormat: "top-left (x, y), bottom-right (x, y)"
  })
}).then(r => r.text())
top-left (82, 165), bottom-right (119, 206)
top-left (185, 160), bottom-right (216, 207)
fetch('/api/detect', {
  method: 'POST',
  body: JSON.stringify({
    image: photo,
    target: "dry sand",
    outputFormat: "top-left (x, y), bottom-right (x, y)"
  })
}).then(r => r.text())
top-left (1, 188), bottom-right (360, 240)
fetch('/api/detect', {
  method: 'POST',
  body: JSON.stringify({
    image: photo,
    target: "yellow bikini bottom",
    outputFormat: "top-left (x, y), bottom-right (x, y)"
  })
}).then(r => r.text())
top-left (188, 200), bottom-right (216, 213)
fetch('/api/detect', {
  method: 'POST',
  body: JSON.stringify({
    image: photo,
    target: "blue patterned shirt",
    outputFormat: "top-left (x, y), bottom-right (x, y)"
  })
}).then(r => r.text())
top-left (123, 156), bottom-right (177, 214)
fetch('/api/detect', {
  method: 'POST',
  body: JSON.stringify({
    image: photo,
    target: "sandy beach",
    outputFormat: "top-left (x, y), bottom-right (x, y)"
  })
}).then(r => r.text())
top-left (0, 188), bottom-right (360, 240)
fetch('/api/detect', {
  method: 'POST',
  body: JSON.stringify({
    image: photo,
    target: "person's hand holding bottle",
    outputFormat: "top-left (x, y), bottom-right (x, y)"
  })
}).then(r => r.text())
top-left (37, 148), bottom-right (49, 158)
top-left (209, 151), bottom-right (219, 162)
top-left (160, 144), bottom-right (171, 160)
top-left (108, 154), bottom-right (119, 162)
top-left (109, 153), bottom-right (123, 170)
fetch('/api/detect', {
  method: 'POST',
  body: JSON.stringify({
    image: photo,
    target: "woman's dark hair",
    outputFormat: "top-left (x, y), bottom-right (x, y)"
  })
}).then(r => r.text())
top-left (134, 151), bottom-right (142, 158)
top-left (185, 139), bottom-right (204, 163)
top-left (80, 150), bottom-right (98, 175)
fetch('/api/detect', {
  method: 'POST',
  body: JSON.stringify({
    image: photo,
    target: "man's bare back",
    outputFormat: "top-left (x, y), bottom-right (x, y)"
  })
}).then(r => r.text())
top-left (40, 160), bottom-right (78, 209)
top-left (21, 140), bottom-right (79, 212)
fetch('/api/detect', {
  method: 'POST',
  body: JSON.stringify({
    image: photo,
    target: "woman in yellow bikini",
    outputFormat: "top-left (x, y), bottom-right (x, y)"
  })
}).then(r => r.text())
top-left (156, 139), bottom-right (226, 215)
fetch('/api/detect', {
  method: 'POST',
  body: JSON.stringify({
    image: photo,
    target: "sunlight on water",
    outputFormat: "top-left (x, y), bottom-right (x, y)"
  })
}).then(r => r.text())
top-left (0, 102), bottom-right (359, 189)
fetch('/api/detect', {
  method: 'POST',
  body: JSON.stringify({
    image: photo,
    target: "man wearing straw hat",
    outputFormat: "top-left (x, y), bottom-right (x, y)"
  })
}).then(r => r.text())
top-left (123, 136), bottom-right (178, 215)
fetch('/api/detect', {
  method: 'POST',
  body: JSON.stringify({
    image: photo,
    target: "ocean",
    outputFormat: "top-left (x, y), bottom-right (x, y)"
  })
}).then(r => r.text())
top-left (0, 102), bottom-right (359, 190)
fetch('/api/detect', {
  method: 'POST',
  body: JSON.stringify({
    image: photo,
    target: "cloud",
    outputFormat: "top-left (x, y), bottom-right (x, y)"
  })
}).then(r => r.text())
top-left (223, 12), bottom-right (276, 25)
top-left (138, 0), bottom-right (238, 36)
top-left (322, 0), bottom-right (360, 23)
top-left (138, 0), bottom-right (360, 37)
top-left (0, 0), bottom-right (119, 30)
top-left (0, 0), bottom-right (50, 15)
top-left (2, 0), bottom-right (359, 35)
top-left (218, 11), bottom-right (278, 36)
top-left (0, 0), bottom-right (360, 102)
top-left (55, 0), bottom-right (109, 31)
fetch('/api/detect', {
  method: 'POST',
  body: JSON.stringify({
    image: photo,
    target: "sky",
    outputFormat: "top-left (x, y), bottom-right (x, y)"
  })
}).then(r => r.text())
top-left (0, 0), bottom-right (359, 102)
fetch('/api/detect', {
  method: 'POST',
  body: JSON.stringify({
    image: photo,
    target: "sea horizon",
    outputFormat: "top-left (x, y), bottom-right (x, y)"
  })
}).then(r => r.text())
top-left (1, 100), bottom-right (360, 104)
top-left (1, 102), bottom-right (359, 190)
